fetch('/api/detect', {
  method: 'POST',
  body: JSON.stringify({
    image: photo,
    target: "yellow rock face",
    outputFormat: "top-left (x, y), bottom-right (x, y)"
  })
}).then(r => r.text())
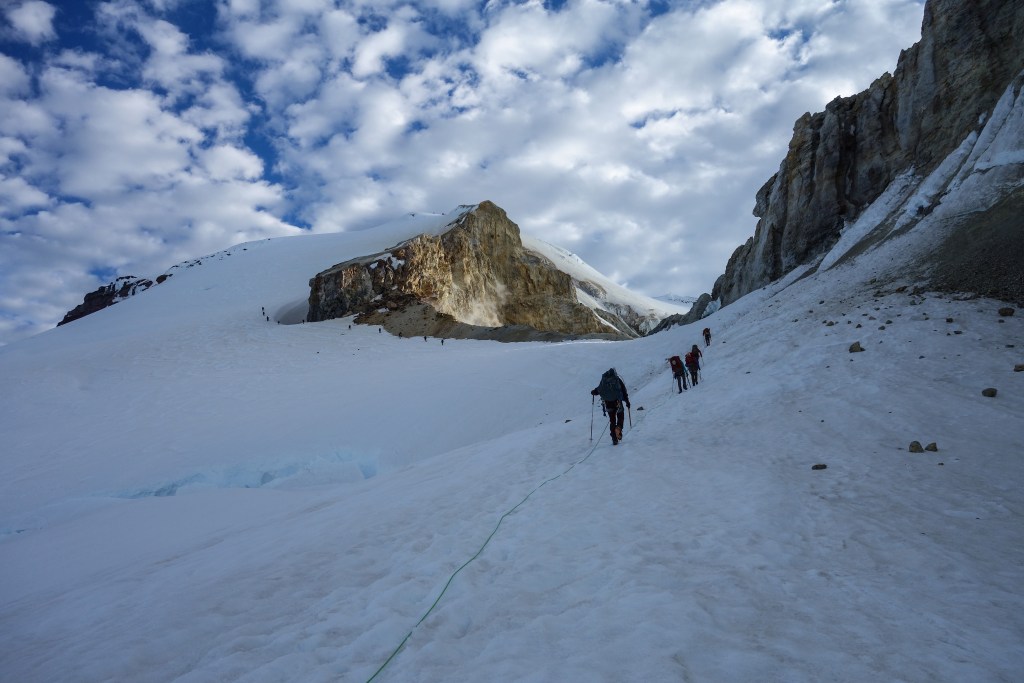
top-left (308, 201), bottom-right (627, 340)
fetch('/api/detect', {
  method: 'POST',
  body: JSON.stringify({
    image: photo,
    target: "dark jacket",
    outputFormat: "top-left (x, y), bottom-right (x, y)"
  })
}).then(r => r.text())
top-left (591, 376), bottom-right (629, 404)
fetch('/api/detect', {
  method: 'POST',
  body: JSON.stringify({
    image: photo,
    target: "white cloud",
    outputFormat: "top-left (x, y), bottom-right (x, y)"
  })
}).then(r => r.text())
top-left (473, 0), bottom-right (621, 81)
top-left (229, 15), bottom-right (303, 60)
top-left (221, 0), bottom-right (259, 19)
top-left (318, 9), bottom-right (361, 60)
top-left (421, 0), bottom-right (479, 12)
top-left (0, 54), bottom-right (31, 96)
top-left (137, 19), bottom-right (226, 98)
top-left (352, 13), bottom-right (422, 78)
top-left (0, 96), bottom-right (56, 139)
top-left (180, 83), bottom-right (252, 141)
top-left (0, 135), bottom-right (28, 164)
top-left (4, 0), bottom-right (57, 45)
top-left (352, 84), bottom-right (413, 151)
top-left (253, 39), bottom-right (327, 108)
top-left (284, 72), bottom-right (364, 148)
top-left (36, 68), bottom-right (199, 197)
top-left (200, 145), bottom-right (264, 180)
top-left (0, 174), bottom-right (49, 215)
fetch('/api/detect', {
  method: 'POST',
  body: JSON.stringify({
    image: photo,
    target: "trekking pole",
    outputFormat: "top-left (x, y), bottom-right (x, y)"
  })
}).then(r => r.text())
top-left (627, 404), bottom-right (632, 428)
top-left (590, 396), bottom-right (595, 441)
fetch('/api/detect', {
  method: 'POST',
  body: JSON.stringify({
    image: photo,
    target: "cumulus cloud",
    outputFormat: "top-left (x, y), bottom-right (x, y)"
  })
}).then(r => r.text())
top-left (351, 7), bottom-right (431, 78)
top-left (200, 145), bottom-right (265, 180)
top-left (474, 0), bottom-right (617, 80)
top-left (0, 174), bottom-right (49, 215)
top-left (0, 53), bottom-right (31, 94)
top-left (0, 0), bottom-right (928, 346)
top-left (4, 0), bottom-right (57, 45)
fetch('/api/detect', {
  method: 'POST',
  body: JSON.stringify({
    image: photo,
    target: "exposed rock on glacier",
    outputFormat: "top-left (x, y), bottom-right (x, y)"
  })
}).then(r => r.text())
top-left (58, 276), bottom-right (155, 327)
top-left (306, 201), bottom-right (636, 340)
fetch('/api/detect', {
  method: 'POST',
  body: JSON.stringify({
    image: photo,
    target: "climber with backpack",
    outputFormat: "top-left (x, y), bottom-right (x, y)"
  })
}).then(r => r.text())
top-left (668, 355), bottom-right (687, 393)
top-left (684, 350), bottom-right (700, 386)
top-left (703, 327), bottom-right (711, 347)
top-left (690, 344), bottom-right (703, 367)
top-left (591, 368), bottom-right (630, 445)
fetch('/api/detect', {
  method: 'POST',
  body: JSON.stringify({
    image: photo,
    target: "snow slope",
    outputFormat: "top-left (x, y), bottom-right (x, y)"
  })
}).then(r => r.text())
top-left (521, 235), bottom-right (690, 332)
top-left (1, 210), bottom-right (1022, 682)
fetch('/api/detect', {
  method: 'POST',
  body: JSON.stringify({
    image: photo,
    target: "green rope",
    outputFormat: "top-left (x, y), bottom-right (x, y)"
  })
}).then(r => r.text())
top-left (364, 432), bottom-right (608, 682)
top-left (364, 381), bottom-right (669, 682)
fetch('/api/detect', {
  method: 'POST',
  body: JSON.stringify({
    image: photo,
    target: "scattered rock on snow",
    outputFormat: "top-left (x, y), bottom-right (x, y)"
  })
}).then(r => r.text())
top-left (925, 442), bottom-right (938, 452)
top-left (982, 388), bottom-right (998, 397)
top-left (849, 341), bottom-right (865, 353)
top-left (1015, 364), bottom-right (1024, 372)
top-left (998, 307), bottom-right (1015, 316)
top-left (909, 441), bottom-right (925, 453)
top-left (811, 464), bottom-right (827, 470)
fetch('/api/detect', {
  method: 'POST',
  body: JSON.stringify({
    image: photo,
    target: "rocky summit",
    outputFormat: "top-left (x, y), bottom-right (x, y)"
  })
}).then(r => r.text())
top-left (307, 201), bottom-right (637, 341)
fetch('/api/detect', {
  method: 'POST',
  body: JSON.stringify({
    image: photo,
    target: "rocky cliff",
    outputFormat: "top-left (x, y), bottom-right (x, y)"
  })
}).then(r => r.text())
top-left (58, 276), bottom-right (157, 326)
top-left (711, 0), bottom-right (1024, 307)
top-left (307, 201), bottom-right (633, 340)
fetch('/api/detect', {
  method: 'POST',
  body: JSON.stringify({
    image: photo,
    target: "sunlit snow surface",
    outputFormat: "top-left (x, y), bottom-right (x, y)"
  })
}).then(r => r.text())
top-left (1, 199), bottom-right (1023, 682)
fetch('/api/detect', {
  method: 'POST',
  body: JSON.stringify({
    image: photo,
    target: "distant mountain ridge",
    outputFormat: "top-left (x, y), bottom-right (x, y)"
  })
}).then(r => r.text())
top-left (58, 202), bottom-right (686, 340)
top-left (654, 294), bottom-right (697, 307)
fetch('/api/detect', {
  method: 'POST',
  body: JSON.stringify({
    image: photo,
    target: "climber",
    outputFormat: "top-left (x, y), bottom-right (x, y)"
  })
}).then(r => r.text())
top-left (703, 327), bottom-right (711, 347)
top-left (669, 355), bottom-right (688, 393)
top-left (690, 344), bottom-right (703, 367)
top-left (591, 368), bottom-right (630, 445)
top-left (685, 350), bottom-right (700, 386)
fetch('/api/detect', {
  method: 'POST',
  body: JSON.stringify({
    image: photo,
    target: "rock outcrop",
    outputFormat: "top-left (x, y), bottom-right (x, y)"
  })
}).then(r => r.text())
top-left (711, 0), bottom-right (1024, 307)
top-left (58, 276), bottom-right (155, 326)
top-left (307, 201), bottom-right (631, 340)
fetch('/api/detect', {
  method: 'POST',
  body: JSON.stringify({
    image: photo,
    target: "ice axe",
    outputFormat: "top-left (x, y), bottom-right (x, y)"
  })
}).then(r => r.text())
top-left (590, 395), bottom-right (595, 441)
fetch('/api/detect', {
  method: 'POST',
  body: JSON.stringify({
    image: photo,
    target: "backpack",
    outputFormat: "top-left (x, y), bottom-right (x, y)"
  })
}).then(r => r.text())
top-left (685, 352), bottom-right (695, 366)
top-left (669, 356), bottom-right (683, 374)
top-left (598, 370), bottom-right (623, 401)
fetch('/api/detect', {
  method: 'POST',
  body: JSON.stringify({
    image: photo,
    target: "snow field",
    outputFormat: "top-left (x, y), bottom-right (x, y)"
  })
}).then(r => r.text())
top-left (2, 211), bottom-right (1023, 681)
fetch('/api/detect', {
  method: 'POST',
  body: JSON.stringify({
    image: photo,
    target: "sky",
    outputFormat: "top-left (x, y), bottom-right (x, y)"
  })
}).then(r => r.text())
top-left (0, 0), bottom-right (929, 347)
top-left (1, 187), bottom-right (1021, 680)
